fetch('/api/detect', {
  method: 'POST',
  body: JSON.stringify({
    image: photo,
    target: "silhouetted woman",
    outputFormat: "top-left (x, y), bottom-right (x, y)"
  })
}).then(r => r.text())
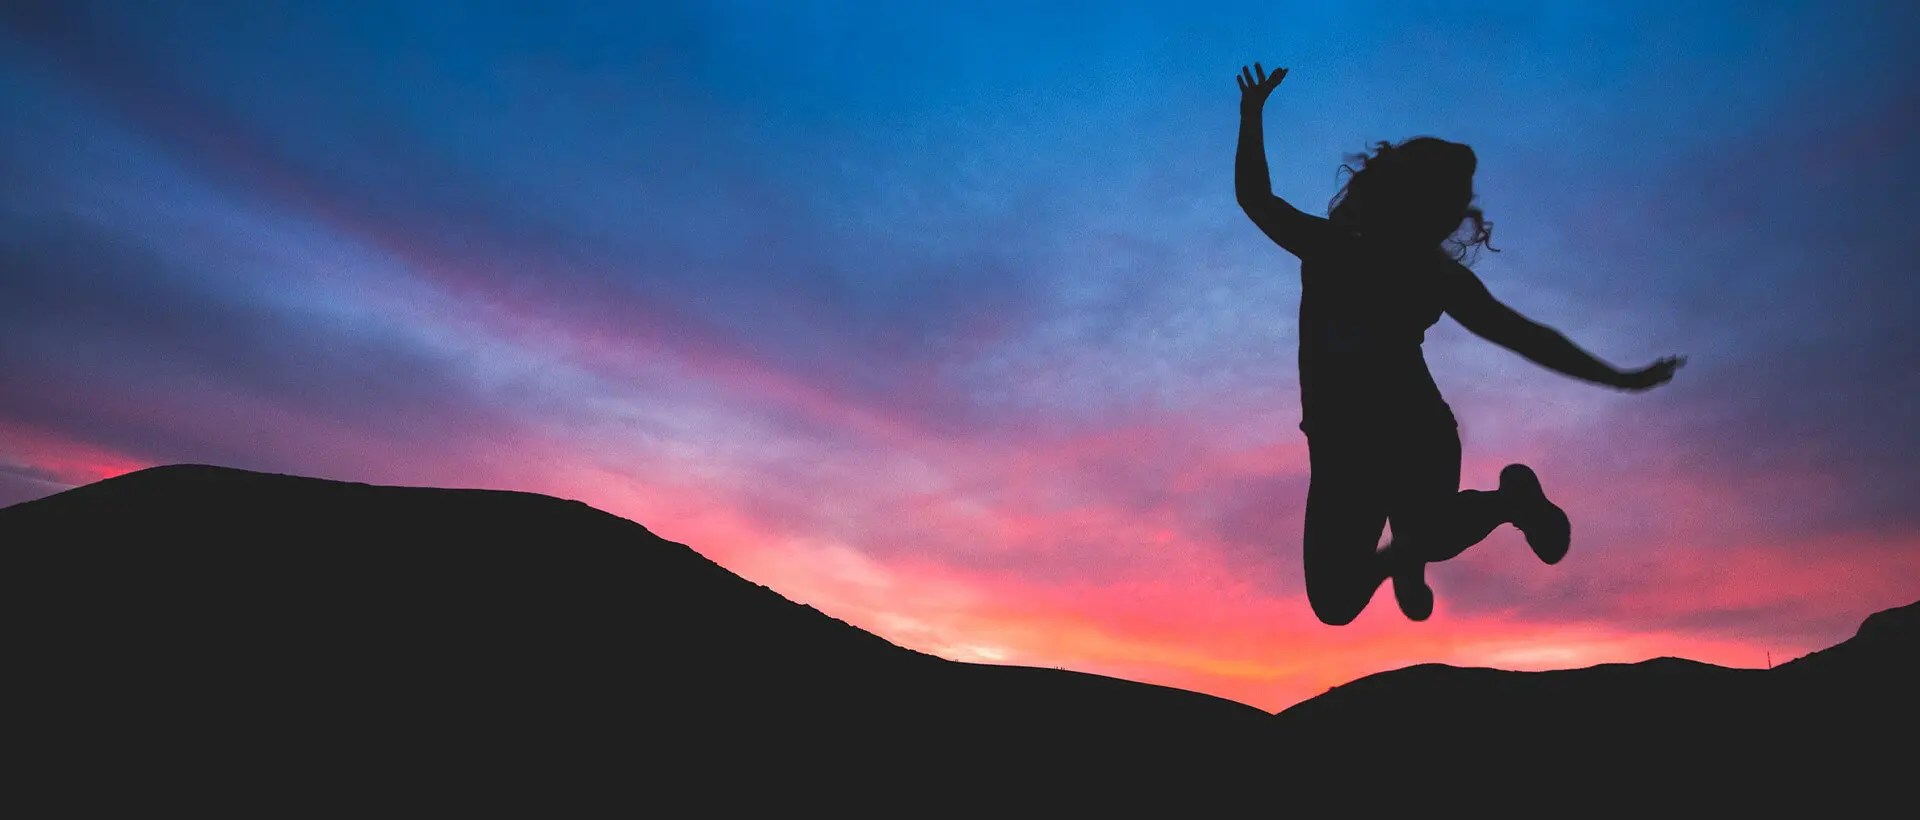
top-left (1234, 63), bottom-right (1684, 624)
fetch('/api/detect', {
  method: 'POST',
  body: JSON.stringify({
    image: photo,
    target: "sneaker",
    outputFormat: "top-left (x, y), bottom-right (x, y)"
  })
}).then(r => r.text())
top-left (1383, 545), bottom-right (1434, 621)
top-left (1500, 464), bottom-right (1570, 564)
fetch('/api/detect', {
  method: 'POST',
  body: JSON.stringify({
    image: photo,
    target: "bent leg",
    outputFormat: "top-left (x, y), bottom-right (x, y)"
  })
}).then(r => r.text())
top-left (1302, 436), bottom-right (1390, 626)
top-left (1385, 424), bottom-right (1510, 564)
top-left (1416, 490), bottom-right (1508, 563)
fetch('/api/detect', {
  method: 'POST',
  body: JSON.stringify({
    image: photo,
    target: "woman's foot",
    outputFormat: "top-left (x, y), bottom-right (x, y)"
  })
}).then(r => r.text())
top-left (1381, 545), bottom-right (1434, 621)
top-left (1500, 464), bottom-right (1570, 564)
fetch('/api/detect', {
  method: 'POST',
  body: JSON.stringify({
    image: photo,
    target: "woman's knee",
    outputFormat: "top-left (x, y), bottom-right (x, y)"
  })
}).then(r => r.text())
top-left (1312, 599), bottom-right (1365, 626)
top-left (1306, 578), bottom-right (1370, 626)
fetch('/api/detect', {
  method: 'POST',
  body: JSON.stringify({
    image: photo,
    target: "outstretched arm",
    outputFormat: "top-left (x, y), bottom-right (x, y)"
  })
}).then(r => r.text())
top-left (1235, 63), bottom-right (1334, 259)
top-left (1443, 263), bottom-right (1684, 390)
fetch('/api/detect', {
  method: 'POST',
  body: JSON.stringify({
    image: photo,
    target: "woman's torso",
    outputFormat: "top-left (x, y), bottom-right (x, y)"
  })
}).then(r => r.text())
top-left (1297, 240), bottom-right (1456, 435)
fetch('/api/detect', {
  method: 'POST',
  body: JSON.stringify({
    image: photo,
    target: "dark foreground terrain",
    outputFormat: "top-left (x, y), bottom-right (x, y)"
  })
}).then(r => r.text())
top-left (2, 465), bottom-right (1911, 813)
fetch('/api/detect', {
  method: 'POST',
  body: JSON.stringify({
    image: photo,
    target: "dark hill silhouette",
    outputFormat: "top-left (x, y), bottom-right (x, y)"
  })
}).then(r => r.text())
top-left (1, 464), bottom-right (1912, 813)
top-left (1271, 600), bottom-right (1919, 809)
top-left (0, 465), bottom-right (1271, 813)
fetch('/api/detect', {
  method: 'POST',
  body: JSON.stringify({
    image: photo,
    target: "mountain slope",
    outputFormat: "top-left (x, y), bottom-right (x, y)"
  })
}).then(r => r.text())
top-left (1270, 601), bottom-right (1920, 808)
top-left (0, 465), bottom-right (1270, 812)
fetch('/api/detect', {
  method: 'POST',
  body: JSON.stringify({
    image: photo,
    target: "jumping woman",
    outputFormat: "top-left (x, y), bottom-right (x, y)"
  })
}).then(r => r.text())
top-left (1234, 62), bottom-right (1684, 624)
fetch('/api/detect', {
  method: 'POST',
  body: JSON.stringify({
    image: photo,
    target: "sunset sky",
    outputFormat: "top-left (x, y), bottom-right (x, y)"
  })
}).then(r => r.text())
top-left (3, 0), bottom-right (1916, 711)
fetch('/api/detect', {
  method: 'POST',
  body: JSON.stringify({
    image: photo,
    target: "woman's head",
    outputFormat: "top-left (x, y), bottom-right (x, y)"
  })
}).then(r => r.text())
top-left (1328, 136), bottom-right (1497, 262)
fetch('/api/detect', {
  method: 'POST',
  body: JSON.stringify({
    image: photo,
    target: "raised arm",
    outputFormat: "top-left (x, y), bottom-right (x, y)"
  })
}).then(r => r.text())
top-left (1441, 261), bottom-right (1685, 391)
top-left (1235, 63), bottom-right (1335, 259)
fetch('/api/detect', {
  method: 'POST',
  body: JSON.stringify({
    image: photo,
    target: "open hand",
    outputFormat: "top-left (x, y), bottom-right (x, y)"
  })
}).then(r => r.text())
top-left (1616, 355), bottom-right (1686, 391)
top-left (1236, 62), bottom-right (1287, 111)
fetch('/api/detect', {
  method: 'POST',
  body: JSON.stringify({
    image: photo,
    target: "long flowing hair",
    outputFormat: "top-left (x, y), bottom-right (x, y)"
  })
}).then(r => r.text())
top-left (1327, 137), bottom-right (1499, 265)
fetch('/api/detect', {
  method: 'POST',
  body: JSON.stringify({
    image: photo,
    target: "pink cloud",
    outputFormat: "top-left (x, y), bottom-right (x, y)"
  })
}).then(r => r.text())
top-left (0, 420), bottom-right (150, 487)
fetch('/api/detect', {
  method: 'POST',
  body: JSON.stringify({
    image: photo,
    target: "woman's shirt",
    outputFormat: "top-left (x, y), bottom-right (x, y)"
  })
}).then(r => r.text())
top-left (1296, 235), bottom-right (1463, 436)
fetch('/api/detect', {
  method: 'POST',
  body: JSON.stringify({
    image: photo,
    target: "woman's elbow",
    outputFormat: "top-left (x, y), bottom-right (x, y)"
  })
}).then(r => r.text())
top-left (1236, 192), bottom-right (1275, 219)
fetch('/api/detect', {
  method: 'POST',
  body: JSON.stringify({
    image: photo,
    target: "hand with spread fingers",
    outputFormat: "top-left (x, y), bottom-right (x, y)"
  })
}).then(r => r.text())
top-left (1236, 62), bottom-right (1287, 112)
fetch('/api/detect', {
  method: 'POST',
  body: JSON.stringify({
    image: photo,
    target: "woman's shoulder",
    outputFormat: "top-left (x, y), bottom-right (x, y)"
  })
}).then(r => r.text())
top-left (1428, 249), bottom-right (1479, 281)
top-left (1299, 226), bottom-right (1369, 267)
